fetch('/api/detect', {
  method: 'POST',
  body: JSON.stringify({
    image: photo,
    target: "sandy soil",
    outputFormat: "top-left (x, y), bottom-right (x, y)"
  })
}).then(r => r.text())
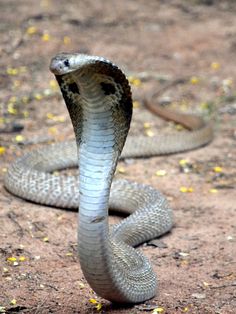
top-left (0, 0), bottom-right (236, 313)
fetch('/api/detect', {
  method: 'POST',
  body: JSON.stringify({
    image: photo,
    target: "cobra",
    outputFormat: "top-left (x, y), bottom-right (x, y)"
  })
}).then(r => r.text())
top-left (4, 53), bottom-right (213, 303)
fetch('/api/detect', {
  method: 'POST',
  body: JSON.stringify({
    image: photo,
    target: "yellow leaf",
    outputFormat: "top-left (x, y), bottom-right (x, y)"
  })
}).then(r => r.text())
top-left (26, 26), bottom-right (37, 35)
top-left (46, 113), bottom-right (65, 122)
top-left (143, 122), bottom-right (151, 129)
top-left (180, 186), bottom-right (188, 193)
top-left (78, 282), bottom-right (85, 289)
top-left (6, 67), bottom-right (18, 75)
top-left (15, 135), bottom-right (25, 143)
top-left (0, 146), bottom-right (6, 155)
top-left (7, 257), bottom-right (17, 262)
top-left (65, 252), bottom-right (73, 256)
top-left (213, 166), bottom-right (223, 173)
top-left (156, 170), bottom-right (167, 177)
top-left (22, 96), bottom-right (29, 104)
top-left (56, 116), bottom-right (65, 122)
top-left (48, 127), bottom-right (58, 135)
top-left (0, 117), bottom-right (5, 124)
top-left (200, 102), bottom-right (210, 110)
top-left (209, 188), bottom-right (218, 194)
top-left (203, 281), bottom-right (210, 287)
top-left (175, 124), bottom-right (184, 131)
top-left (179, 159), bottom-right (189, 166)
top-left (46, 113), bottom-right (54, 119)
top-left (23, 111), bottom-right (29, 118)
top-left (43, 237), bottom-right (49, 242)
top-left (19, 256), bottom-right (26, 262)
top-left (49, 79), bottom-right (58, 90)
top-left (34, 93), bottom-right (43, 100)
top-left (9, 96), bottom-right (17, 103)
top-left (10, 299), bottom-right (17, 305)
top-left (128, 76), bottom-right (142, 86)
top-left (152, 307), bottom-right (165, 313)
top-left (211, 62), bottom-right (220, 70)
top-left (89, 298), bottom-right (98, 304)
top-left (117, 166), bottom-right (126, 174)
top-left (190, 76), bottom-right (200, 84)
top-left (133, 100), bottom-right (140, 108)
top-left (63, 36), bottom-right (71, 45)
top-left (41, 33), bottom-right (50, 41)
top-left (145, 129), bottom-right (154, 137)
top-left (96, 303), bottom-right (102, 311)
top-left (8, 104), bottom-right (17, 115)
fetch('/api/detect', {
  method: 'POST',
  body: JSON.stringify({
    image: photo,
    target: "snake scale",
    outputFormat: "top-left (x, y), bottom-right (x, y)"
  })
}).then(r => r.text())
top-left (4, 53), bottom-right (213, 303)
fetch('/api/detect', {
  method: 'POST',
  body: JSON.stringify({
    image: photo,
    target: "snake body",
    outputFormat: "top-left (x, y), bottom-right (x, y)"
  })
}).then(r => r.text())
top-left (4, 53), bottom-right (213, 303)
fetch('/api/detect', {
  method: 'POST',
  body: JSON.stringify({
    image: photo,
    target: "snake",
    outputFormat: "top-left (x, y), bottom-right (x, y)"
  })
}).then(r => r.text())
top-left (4, 53), bottom-right (213, 304)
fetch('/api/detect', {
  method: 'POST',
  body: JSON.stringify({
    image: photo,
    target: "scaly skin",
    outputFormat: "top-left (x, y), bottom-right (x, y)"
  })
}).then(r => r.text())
top-left (50, 53), bottom-right (166, 303)
top-left (4, 53), bottom-right (213, 303)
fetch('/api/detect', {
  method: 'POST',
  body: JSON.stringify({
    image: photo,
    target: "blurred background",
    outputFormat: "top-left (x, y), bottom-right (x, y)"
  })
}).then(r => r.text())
top-left (0, 1), bottom-right (235, 313)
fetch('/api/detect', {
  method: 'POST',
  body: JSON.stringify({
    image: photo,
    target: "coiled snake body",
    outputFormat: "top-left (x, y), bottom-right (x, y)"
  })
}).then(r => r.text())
top-left (4, 53), bottom-right (213, 303)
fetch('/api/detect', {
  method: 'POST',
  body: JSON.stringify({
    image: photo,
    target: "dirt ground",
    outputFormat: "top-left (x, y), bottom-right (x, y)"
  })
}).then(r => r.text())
top-left (0, 0), bottom-right (236, 313)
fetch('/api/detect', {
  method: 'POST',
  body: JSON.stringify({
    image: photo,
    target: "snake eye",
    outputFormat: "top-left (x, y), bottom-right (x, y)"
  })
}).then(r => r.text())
top-left (100, 82), bottom-right (116, 95)
top-left (64, 59), bottom-right (70, 67)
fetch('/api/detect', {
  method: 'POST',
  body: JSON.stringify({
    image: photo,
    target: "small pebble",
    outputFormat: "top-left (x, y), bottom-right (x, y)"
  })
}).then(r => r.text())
top-left (191, 293), bottom-right (206, 299)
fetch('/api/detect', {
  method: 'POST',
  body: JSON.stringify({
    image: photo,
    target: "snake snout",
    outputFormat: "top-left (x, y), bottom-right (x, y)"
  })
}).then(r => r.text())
top-left (50, 55), bottom-right (71, 75)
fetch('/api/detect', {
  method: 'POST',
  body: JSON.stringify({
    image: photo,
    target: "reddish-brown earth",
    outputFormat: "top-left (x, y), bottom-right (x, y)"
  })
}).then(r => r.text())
top-left (0, 1), bottom-right (235, 313)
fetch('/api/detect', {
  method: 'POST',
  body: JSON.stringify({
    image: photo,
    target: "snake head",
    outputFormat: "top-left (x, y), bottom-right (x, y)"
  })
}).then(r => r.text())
top-left (50, 53), bottom-right (133, 153)
top-left (50, 52), bottom-right (75, 75)
top-left (50, 52), bottom-right (108, 75)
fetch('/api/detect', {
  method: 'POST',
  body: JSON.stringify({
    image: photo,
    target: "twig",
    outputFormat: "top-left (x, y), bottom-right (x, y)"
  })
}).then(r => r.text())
top-left (7, 211), bottom-right (25, 237)
top-left (211, 282), bottom-right (236, 289)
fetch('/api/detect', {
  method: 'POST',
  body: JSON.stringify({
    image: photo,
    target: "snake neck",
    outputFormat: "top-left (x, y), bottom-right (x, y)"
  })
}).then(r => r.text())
top-left (51, 54), bottom-right (134, 301)
top-left (78, 128), bottom-right (119, 298)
